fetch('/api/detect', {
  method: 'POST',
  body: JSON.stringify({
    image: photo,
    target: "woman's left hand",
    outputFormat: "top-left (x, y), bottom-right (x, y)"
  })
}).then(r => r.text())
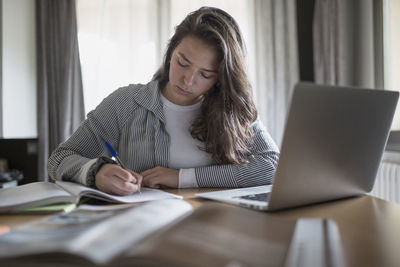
top-left (141, 166), bottom-right (179, 188)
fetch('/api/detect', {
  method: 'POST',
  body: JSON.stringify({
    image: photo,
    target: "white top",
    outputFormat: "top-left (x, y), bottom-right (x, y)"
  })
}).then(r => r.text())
top-left (161, 94), bottom-right (212, 188)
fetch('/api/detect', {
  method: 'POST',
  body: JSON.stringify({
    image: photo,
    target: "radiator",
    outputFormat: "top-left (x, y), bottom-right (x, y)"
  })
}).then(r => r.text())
top-left (370, 152), bottom-right (400, 203)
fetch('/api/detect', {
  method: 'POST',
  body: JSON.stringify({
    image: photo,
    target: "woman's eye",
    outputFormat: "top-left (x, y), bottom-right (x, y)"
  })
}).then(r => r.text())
top-left (177, 60), bottom-right (188, 68)
top-left (201, 73), bottom-right (212, 79)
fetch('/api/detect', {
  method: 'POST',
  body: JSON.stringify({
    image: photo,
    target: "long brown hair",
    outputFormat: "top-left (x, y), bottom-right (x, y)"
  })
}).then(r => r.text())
top-left (153, 7), bottom-right (258, 164)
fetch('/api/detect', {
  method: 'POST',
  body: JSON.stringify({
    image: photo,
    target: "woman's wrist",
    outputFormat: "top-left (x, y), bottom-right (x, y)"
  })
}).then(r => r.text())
top-left (87, 156), bottom-right (117, 188)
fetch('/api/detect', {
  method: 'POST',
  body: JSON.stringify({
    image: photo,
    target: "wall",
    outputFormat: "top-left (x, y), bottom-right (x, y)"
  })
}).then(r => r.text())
top-left (1, 0), bottom-right (37, 138)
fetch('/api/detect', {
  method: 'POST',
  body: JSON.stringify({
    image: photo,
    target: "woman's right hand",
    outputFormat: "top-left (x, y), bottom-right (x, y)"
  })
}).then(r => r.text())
top-left (95, 164), bottom-right (142, 195)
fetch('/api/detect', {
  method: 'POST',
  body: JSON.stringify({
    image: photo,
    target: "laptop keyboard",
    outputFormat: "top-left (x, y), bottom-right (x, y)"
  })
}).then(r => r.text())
top-left (234, 192), bottom-right (270, 202)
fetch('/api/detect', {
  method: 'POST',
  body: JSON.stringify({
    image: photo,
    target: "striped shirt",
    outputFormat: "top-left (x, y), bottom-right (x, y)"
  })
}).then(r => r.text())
top-left (47, 80), bottom-right (280, 188)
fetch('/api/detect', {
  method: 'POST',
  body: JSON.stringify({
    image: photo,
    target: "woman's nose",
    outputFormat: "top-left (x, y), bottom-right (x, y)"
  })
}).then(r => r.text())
top-left (184, 69), bottom-right (195, 87)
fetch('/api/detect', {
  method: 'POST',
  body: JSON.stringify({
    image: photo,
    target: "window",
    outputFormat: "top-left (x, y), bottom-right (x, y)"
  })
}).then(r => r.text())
top-left (384, 0), bottom-right (400, 130)
top-left (76, 0), bottom-right (159, 114)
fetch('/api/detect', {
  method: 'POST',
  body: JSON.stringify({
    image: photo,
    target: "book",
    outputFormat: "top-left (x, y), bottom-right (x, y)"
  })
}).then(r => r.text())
top-left (0, 199), bottom-right (193, 266)
top-left (16, 202), bottom-right (78, 214)
top-left (0, 181), bottom-right (182, 213)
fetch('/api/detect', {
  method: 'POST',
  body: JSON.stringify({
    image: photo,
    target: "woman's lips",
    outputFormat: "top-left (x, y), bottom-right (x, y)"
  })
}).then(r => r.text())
top-left (177, 86), bottom-right (191, 95)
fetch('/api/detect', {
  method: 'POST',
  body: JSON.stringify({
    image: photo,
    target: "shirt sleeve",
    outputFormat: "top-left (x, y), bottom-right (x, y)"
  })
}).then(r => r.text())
top-left (178, 168), bottom-right (199, 188)
top-left (194, 120), bottom-right (280, 187)
top-left (47, 86), bottom-right (136, 185)
top-left (72, 158), bottom-right (97, 186)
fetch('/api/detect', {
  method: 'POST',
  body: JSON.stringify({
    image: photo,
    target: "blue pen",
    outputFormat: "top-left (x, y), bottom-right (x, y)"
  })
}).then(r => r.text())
top-left (104, 142), bottom-right (141, 193)
top-left (104, 141), bottom-right (125, 168)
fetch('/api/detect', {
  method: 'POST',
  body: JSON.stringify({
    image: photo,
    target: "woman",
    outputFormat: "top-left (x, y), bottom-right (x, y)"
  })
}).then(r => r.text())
top-left (48, 7), bottom-right (280, 195)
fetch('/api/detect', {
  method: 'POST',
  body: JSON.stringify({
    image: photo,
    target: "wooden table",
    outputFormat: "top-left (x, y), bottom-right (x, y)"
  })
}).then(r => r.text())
top-left (273, 194), bottom-right (400, 267)
top-left (1, 189), bottom-right (400, 267)
top-left (166, 190), bottom-right (400, 267)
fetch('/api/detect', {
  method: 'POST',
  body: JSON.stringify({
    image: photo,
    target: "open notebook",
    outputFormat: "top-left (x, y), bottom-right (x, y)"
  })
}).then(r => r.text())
top-left (0, 181), bottom-right (182, 212)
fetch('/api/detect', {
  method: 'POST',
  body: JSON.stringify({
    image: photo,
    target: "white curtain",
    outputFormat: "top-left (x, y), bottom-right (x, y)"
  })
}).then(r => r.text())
top-left (77, 0), bottom-right (299, 147)
top-left (253, 0), bottom-right (299, 147)
top-left (76, 0), bottom-right (161, 113)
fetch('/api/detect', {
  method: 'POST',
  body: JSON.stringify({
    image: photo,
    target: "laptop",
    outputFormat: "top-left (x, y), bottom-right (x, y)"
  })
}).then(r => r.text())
top-left (196, 82), bottom-right (399, 211)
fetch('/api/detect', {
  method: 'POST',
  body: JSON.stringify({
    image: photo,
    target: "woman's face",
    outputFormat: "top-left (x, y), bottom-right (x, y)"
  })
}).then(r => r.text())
top-left (163, 35), bottom-right (220, 106)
